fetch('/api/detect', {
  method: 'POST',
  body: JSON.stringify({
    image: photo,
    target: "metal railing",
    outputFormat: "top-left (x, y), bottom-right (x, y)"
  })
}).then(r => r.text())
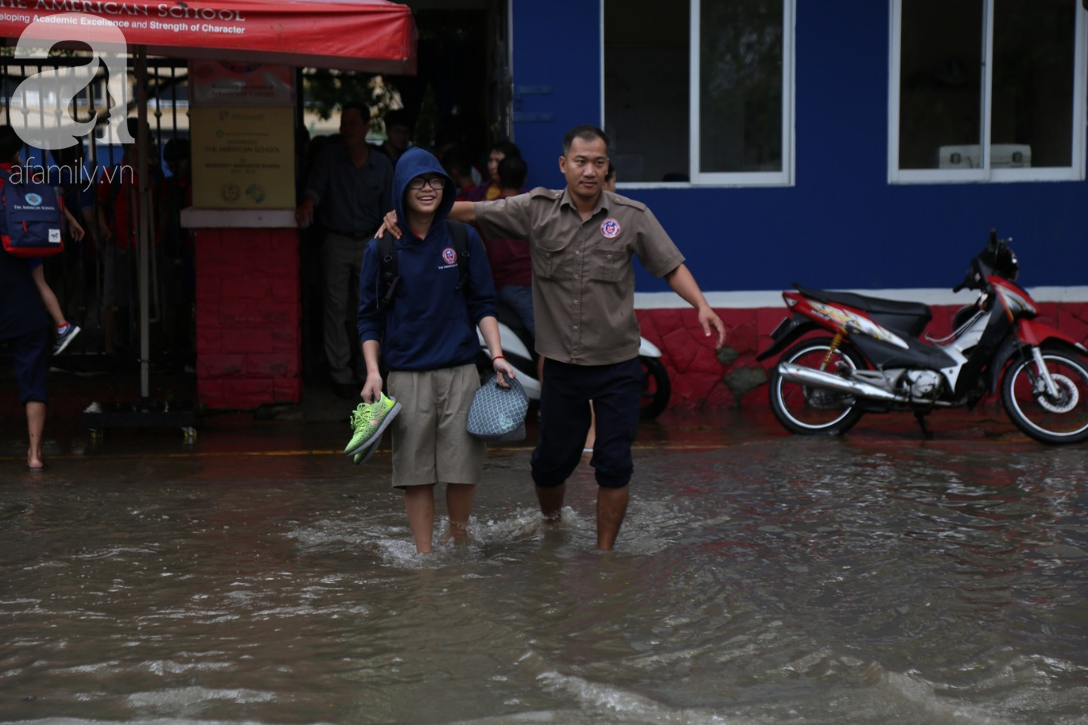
top-left (1, 55), bottom-right (193, 366)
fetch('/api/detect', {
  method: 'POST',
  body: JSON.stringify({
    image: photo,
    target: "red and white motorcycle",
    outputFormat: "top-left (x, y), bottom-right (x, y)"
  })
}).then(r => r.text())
top-left (758, 231), bottom-right (1088, 444)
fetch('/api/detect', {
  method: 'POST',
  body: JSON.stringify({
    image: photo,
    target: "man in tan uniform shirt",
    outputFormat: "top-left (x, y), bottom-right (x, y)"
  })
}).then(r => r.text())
top-left (382, 125), bottom-right (725, 550)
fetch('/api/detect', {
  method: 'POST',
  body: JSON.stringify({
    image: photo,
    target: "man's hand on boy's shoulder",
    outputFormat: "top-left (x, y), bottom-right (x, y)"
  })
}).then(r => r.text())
top-left (376, 210), bottom-right (402, 240)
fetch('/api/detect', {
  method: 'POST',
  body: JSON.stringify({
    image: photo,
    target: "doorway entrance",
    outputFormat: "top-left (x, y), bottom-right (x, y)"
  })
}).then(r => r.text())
top-left (297, 0), bottom-right (513, 388)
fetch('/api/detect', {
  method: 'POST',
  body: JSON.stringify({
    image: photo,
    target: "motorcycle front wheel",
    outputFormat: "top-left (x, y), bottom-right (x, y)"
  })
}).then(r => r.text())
top-left (1002, 348), bottom-right (1088, 445)
top-left (639, 356), bottom-right (671, 420)
top-left (769, 337), bottom-right (865, 436)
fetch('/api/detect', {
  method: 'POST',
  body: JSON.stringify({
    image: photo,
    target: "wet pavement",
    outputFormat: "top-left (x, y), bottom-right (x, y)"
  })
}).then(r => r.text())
top-left (1, 396), bottom-right (1087, 724)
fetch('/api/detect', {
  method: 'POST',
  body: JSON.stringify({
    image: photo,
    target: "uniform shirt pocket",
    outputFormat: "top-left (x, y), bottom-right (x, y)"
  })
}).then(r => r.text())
top-left (533, 237), bottom-right (570, 280)
top-left (587, 245), bottom-right (628, 284)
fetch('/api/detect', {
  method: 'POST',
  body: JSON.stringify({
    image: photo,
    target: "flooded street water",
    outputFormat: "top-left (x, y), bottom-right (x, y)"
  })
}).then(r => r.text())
top-left (2, 412), bottom-right (1087, 724)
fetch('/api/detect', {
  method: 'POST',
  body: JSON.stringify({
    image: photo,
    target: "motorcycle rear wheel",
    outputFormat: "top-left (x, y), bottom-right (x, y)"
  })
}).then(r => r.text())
top-left (1002, 348), bottom-right (1088, 445)
top-left (639, 356), bottom-right (671, 420)
top-left (769, 337), bottom-right (865, 436)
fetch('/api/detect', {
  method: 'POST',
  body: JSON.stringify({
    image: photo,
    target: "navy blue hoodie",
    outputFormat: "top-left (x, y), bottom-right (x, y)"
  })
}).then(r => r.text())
top-left (357, 147), bottom-right (497, 372)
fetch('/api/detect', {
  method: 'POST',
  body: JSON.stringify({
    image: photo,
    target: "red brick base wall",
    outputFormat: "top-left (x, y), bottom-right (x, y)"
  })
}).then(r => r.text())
top-left (195, 229), bottom-right (301, 410)
top-left (638, 300), bottom-right (1088, 410)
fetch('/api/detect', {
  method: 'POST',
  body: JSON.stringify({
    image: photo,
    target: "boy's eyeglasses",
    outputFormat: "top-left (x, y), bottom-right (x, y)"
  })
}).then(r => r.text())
top-left (408, 177), bottom-right (447, 190)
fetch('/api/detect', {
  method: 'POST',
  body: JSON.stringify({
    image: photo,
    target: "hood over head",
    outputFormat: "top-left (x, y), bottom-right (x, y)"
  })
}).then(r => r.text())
top-left (392, 147), bottom-right (455, 229)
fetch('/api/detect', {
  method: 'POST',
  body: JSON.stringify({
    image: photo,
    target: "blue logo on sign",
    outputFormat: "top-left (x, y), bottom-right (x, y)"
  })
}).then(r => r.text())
top-left (26, 193), bottom-right (42, 206)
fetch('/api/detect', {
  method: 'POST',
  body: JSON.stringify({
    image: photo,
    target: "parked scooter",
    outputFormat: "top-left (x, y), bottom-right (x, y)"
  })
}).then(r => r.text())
top-left (757, 230), bottom-right (1088, 444)
top-left (477, 303), bottom-right (672, 419)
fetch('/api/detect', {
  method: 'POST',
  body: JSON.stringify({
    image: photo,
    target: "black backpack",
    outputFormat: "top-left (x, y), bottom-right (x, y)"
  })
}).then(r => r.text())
top-left (376, 219), bottom-right (470, 310)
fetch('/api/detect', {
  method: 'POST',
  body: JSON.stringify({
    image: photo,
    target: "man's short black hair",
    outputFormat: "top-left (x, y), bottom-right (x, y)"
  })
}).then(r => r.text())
top-left (441, 145), bottom-right (474, 178)
top-left (341, 101), bottom-right (372, 122)
top-left (562, 125), bottom-right (610, 155)
top-left (0, 125), bottom-right (22, 163)
top-left (123, 117), bottom-right (153, 147)
top-left (491, 140), bottom-right (521, 158)
top-left (163, 137), bottom-right (191, 164)
top-left (384, 108), bottom-right (413, 131)
top-left (498, 155), bottom-right (527, 189)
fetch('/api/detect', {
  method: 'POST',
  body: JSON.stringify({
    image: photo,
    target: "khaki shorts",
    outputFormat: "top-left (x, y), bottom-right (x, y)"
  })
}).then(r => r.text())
top-left (388, 364), bottom-right (485, 489)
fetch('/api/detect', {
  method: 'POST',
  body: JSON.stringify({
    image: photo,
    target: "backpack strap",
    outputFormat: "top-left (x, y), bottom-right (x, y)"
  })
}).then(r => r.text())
top-left (447, 219), bottom-right (470, 292)
top-left (376, 220), bottom-right (471, 310)
top-left (376, 233), bottom-right (399, 310)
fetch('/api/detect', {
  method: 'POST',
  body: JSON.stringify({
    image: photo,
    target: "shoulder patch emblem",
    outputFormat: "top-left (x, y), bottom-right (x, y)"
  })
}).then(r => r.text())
top-left (442, 247), bottom-right (458, 265)
top-left (601, 218), bottom-right (621, 239)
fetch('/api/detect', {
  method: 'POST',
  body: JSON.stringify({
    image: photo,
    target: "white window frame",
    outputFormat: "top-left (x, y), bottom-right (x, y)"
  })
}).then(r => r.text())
top-left (602, 0), bottom-right (796, 189)
top-left (888, 0), bottom-right (1088, 184)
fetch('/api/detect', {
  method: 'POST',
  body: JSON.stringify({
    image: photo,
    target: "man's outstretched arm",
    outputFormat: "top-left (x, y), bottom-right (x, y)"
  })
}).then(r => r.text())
top-left (664, 263), bottom-right (726, 348)
top-left (450, 201), bottom-right (476, 224)
top-left (378, 200), bottom-right (478, 240)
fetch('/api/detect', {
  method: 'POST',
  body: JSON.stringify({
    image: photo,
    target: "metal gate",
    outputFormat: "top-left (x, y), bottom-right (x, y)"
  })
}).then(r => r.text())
top-left (1, 54), bottom-right (192, 369)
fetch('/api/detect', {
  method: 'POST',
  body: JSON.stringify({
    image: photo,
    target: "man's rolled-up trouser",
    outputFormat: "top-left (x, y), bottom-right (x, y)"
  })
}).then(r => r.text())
top-left (531, 356), bottom-right (642, 489)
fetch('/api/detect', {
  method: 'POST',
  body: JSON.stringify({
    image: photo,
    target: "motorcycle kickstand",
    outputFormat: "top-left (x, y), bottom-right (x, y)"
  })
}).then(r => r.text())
top-left (913, 410), bottom-right (934, 440)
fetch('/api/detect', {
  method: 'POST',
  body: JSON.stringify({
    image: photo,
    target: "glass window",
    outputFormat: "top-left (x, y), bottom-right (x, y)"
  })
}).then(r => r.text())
top-left (992, 0), bottom-right (1076, 168)
top-left (891, 0), bottom-right (1085, 182)
top-left (603, 0), bottom-right (793, 186)
top-left (897, 0), bottom-right (984, 170)
top-left (699, 0), bottom-right (784, 174)
top-left (603, 0), bottom-right (689, 184)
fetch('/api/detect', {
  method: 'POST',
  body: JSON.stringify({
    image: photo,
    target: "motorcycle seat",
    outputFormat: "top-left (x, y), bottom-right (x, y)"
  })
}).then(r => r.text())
top-left (794, 284), bottom-right (933, 337)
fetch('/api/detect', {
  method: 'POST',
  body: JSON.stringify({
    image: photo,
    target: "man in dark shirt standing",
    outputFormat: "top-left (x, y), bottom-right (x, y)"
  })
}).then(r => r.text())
top-left (0, 125), bottom-right (51, 470)
top-left (296, 103), bottom-right (394, 398)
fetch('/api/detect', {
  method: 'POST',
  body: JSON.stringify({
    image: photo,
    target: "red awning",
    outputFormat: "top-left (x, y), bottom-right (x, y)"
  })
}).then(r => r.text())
top-left (0, 0), bottom-right (416, 74)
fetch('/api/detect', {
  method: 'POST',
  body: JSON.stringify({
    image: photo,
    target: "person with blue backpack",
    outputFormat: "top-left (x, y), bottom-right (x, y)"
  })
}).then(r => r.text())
top-left (0, 125), bottom-right (54, 470)
top-left (356, 147), bottom-right (516, 554)
top-left (0, 127), bottom-right (83, 356)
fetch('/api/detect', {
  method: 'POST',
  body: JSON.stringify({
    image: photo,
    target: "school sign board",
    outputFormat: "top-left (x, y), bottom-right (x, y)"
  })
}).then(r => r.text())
top-left (0, 0), bottom-right (416, 73)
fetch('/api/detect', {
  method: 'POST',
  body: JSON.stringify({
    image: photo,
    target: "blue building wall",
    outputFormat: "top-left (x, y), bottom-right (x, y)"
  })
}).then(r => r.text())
top-left (511, 1), bottom-right (1088, 296)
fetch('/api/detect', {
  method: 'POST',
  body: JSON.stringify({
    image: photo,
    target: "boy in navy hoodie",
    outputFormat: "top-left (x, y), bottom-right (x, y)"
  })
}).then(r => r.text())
top-left (357, 148), bottom-right (516, 554)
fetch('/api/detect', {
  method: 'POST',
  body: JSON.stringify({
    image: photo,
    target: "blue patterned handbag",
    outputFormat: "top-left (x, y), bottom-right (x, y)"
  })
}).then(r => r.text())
top-left (466, 374), bottom-right (529, 442)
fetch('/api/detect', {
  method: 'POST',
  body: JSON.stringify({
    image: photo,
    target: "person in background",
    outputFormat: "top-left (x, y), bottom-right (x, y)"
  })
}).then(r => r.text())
top-left (356, 147), bottom-right (515, 553)
top-left (29, 237), bottom-right (83, 356)
top-left (296, 102), bottom-right (394, 399)
top-left (0, 129), bottom-right (83, 355)
top-left (96, 117), bottom-right (158, 354)
top-left (55, 142), bottom-right (97, 335)
top-left (161, 138), bottom-right (194, 364)
top-left (466, 140), bottom-right (524, 201)
top-left (0, 125), bottom-right (53, 470)
top-left (483, 155), bottom-right (535, 339)
top-left (440, 145), bottom-right (478, 201)
top-left (375, 109), bottom-right (413, 167)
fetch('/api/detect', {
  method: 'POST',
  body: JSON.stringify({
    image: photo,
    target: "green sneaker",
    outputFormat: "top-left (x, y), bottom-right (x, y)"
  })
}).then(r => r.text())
top-left (344, 392), bottom-right (401, 456)
top-left (353, 430), bottom-right (384, 465)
